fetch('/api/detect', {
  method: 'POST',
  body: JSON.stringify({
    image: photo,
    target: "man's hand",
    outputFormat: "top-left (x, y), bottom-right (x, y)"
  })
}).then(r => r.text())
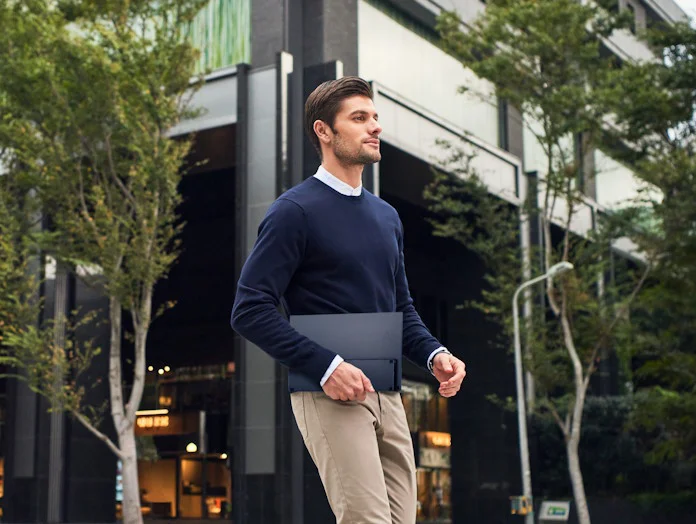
top-left (322, 362), bottom-right (375, 401)
top-left (433, 353), bottom-right (466, 398)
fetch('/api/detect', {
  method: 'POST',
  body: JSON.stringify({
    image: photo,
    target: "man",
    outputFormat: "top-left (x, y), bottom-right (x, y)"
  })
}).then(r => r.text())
top-left (231, 76), bottom-right (466, 523)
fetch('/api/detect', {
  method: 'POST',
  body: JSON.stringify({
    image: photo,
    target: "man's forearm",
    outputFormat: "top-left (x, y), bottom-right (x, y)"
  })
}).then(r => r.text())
top-left (231, 296), bottom-right (337, 383)
top-left (401, 304), bottom-right (444, 370)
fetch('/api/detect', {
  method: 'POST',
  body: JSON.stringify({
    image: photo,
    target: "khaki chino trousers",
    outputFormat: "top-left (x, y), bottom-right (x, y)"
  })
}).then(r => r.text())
top-left (291, 391), bottom-right (417, 524)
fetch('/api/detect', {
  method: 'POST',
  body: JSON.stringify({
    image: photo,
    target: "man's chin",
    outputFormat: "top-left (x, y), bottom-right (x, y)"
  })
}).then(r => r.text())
top-left (337, 150), bottom-right (381, 165)
top-left (360, 151), bottom-right (381, 164)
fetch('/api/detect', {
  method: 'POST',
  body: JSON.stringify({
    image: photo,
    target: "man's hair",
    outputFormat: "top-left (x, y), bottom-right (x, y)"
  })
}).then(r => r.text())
top-left (304, 76), bottom-right (373, 158)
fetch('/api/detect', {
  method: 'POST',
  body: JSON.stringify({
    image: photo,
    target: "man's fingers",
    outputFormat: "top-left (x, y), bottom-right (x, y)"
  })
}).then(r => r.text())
top-left (449, 360), bottom-right (467, 382)
top-left (439, 359), bottom-right (466, 397)
top-left (324, 365), bottom-right (376, 401)
top-left (439, 385), bottom-right (460, 397)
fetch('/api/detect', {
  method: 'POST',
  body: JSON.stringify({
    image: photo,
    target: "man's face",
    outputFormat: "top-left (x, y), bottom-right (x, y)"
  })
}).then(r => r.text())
top-left (326, 95), bottom-right (382, 165)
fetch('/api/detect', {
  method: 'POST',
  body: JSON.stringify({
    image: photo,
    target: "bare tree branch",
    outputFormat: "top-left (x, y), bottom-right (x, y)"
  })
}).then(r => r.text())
top-left (562, 176), bottom-right (574, 263)
top-left (540, 396), bottom-right (569, 437)
top-left (104, 133), bottom-right (138, 209)
top-left (73, 411), bottom-right (124, 460)
top-left (584, 262), bottom-right (652, 384)
top-left (76, 163), bottom-right (100, 239)
top-left (125, 195), bottom-right (159, 424)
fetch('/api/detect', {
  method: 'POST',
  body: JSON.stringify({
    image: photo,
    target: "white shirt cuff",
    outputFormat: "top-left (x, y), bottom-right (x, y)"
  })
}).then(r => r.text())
top-left (427, 347), bottom-right (451, 374)
top-left (319, 355), bottom-right (344, 386)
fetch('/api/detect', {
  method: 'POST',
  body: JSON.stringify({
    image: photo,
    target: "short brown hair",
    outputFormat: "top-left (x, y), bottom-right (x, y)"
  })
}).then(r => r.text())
top-left (304, 76), bottom-right (373, 158)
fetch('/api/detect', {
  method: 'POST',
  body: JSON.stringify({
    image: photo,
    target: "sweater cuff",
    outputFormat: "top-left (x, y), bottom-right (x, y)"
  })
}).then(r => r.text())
top-left (319, 355), bottom-right (344, 387)
top-left (427, 347), bottom-right (451, 374)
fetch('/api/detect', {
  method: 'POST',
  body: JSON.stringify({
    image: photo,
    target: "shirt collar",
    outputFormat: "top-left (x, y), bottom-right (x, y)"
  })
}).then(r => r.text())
top-left (313, 165), bottom-right (363, 196)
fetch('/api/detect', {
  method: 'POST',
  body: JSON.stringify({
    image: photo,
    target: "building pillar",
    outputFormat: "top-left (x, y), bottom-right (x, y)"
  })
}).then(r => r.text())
top-left (232, 3), bottom-right (362, 521)
top-left (3, 267), bottom-right (115, 523)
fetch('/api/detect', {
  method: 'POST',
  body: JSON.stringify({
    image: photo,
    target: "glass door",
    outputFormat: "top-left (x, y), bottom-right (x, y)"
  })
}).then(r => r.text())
top-left (179, 456), bottom-right (231, 519)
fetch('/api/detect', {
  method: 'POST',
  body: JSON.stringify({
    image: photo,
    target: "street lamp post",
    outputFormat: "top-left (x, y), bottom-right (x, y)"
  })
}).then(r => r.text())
top-left (512, 261), bottom-right (574, 524)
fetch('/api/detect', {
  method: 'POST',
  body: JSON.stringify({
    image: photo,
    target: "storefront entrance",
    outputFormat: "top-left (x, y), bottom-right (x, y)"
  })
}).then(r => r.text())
top-left (402, 380), bottom-right (452, 524)
top-left (118, 376), bottom-right (233, 521)
top-left (135, 454), bottom-right (231, 519)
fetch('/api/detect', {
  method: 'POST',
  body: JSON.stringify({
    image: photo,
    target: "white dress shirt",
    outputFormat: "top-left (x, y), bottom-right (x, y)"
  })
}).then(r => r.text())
top-left (312, 166), bottom-right (450, 386)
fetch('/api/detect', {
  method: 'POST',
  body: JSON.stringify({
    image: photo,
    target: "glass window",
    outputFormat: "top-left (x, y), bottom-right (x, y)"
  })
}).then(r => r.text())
top-left (402, 380), bottom-right (449, 433)
top-left (140, 458), bottom-right (177, 518)
top-left (402, 380), bottom-right (452, 523)
top-left (179, 457), bottom-right (231, 519)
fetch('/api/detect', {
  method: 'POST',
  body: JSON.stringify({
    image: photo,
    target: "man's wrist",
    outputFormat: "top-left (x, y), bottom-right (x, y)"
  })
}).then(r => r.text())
top-left (427, 347), bottom-right (451, 374)
top-left (319, 355), bottom-right (344, 386)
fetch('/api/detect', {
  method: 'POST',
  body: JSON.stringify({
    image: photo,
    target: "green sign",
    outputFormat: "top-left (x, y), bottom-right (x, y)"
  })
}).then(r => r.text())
top-left (539, 501), bottom-right (571, 521)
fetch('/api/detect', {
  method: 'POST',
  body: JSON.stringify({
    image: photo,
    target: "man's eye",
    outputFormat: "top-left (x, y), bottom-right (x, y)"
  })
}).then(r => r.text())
top-left (354, 116), bottom-right (365, 121)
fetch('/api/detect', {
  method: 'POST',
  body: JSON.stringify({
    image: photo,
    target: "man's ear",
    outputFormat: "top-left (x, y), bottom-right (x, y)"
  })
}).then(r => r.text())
top-left (313, 120), bottom-right (332, 145)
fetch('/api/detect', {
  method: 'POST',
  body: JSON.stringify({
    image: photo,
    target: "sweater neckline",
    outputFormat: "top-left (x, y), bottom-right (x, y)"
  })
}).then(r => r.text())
top-left (309, 175), bottom-right (366, 202)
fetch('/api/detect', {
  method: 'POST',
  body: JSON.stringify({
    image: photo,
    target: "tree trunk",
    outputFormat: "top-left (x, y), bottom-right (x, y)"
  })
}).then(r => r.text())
top-left (119, 427), bottom-right (143, 524)
top-left (109, 296), bottom-right (125, 431)
top-left (567, 434), bottom-right (591, 524)
top-left (120, 291), bottom-right (151, 523)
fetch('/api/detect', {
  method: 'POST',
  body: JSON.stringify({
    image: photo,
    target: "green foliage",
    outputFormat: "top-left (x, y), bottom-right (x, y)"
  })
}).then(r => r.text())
top-left (630, 388), bottom-right (696, 464)
top-left (425, 160), bottom-right (643, 409)
top-left (431, 0), bottom-right (651, 420)
top-left (424, 145), bottom-right (520, 349)
top-left (629, 491), bottom-right (696, 515)
top-left (607, 22), bottom-right (696, 154)
top-left (606, 18), bottom-right (696, 464)
top-left (0, 0), bottom-right (206, 443)
top-left (0, 0), bottom-right (205, 322)
top-left (437, 0), bottom-right (628, 157)
top-left (534, 397), bottom-right (640, 497)
top-left (533, 396), bottom-right (696, 499)
top-left (0, 186), bottom-right (37, 344)
top-left (2, 313), bottom-right (105, 418)
top-left (431, 7), bottom-right (658, 520)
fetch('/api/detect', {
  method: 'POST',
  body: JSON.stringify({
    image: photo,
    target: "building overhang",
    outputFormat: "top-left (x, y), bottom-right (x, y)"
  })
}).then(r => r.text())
top-left (372, 82), bottom-right (523, 206)
top-left (643, 0), bottom-right (689, 24)
top-left (167, 67), bottom-right (239, 137)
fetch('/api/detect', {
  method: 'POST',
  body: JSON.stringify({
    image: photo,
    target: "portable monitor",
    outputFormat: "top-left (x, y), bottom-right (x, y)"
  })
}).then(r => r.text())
top-left (288, 312), bottom-right (403, 393)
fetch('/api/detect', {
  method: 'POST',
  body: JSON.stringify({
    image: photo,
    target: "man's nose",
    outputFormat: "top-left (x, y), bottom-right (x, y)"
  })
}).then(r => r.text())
top-left (370, 119), bottom-right (382, 135)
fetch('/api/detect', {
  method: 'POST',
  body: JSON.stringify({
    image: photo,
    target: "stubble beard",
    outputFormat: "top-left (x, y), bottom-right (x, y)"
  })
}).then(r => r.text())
top-left (332, 132), bottom-right (381, 166)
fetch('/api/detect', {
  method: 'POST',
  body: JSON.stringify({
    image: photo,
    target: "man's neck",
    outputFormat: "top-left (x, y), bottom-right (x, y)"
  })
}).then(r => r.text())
top-left (321, 160), bottom-right (363, 189)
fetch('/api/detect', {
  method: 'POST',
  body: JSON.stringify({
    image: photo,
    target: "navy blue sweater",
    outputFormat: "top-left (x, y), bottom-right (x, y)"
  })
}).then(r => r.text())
top-left (230, 176), bottom-right (442, 384)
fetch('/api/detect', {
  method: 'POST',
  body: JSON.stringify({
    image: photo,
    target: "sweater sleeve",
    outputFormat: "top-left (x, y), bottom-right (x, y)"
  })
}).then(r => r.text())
top-left (230, 198), bottom-right (337, 383)
top-left (394, 220), bottom-right (443, 370)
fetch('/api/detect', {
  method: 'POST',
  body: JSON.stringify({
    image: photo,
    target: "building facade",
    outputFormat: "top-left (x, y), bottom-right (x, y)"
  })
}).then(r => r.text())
top-left (0, 0), bottom-right (687, 523)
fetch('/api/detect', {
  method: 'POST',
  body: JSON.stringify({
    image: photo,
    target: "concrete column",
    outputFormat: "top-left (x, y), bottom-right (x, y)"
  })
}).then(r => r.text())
top-left (302, 0), bottom-right (358, 76)
top-left (251, 0), bottom-right (288, 68)
top-left (234, 55), bottom-right (302, 524)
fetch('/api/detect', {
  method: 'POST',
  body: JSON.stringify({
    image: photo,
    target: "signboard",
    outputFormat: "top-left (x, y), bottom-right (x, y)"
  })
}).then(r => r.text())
top-left (422, 431), bottom-right (451, 448)
top-left (419, 447), bottom-right (451, 469)
top-left (539, 501), bottom-right (571, 521)
top-left (135, 411), bottom-right (199, 437)
top-left (417, 431), bottom-right (452, 469)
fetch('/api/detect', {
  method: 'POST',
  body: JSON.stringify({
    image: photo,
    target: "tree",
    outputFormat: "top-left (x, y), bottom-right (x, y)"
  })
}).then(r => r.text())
top-left (606, 21), bottom-right (696, 465)
top-left (0, 173), bottom-right (39, 360)
top-left (432, 2), bottom-right (648, 523)
top-left (0, 1), bottom-right (207, 522)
